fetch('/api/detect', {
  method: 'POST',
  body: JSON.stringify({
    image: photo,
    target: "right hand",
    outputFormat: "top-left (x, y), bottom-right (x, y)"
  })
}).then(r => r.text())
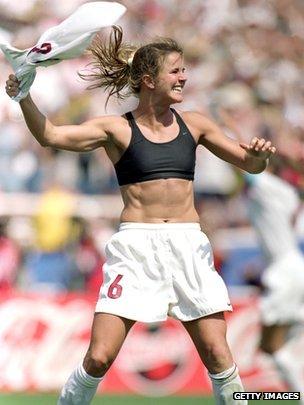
top-left (5, 74), bottom-right (20, 98)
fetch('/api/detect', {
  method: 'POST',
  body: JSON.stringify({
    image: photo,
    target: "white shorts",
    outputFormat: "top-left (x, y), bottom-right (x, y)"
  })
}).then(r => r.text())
top-left (261, 250), bottom-right (304, 325)
top-left (95, 223), bottom-right (232, 322)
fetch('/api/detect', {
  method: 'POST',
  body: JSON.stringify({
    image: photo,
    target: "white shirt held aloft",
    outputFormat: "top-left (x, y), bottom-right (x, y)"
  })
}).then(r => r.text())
top-left (0, 1), bottom-right (126, 102)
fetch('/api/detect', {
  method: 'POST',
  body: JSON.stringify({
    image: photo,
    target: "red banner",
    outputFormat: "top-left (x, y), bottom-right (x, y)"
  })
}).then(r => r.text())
top-left (0, 289), bottom-right (303, 395)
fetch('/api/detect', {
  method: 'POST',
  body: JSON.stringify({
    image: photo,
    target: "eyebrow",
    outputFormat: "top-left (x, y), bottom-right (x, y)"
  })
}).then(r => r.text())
top-left (169, 66), bottom-right (186, 71)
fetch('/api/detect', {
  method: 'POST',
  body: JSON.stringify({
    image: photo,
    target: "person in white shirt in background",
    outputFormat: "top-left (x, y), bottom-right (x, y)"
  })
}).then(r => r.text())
top-left (221, 111), bottom-right (304, 401)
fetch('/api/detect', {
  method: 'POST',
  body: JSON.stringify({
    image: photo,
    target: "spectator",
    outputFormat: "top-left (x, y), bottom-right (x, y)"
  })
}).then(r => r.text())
top-left (22, 184), bottom-right (79, 292)
top-left (0, 217), bottom-right (20, 290)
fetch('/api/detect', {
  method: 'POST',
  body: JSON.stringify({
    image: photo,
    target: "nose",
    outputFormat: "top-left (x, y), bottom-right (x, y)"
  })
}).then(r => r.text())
top-left (179, 71), bottom-right (187, 82)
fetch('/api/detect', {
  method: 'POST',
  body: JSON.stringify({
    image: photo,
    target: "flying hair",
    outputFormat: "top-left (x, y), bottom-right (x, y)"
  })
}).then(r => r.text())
top-left (79, 26), bottom-right (183, 107)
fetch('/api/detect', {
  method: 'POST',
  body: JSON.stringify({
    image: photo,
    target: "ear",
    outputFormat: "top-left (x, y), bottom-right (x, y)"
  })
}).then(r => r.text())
top-left (142, 74), bottom-right (155, 90)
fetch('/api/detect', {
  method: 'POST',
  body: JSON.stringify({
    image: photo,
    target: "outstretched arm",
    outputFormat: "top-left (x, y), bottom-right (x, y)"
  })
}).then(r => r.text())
top-left (6, 74), bottom-right (111, 152)
top-left (189, 111), bottom-right (276, 173)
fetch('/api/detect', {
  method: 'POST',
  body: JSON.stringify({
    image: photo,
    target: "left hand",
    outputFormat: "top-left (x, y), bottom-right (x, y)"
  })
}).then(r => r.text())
top-left (240, 137), bottom-right (276, 160)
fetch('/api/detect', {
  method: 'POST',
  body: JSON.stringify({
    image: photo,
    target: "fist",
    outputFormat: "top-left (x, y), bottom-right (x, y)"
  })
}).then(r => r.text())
top-left (5, 74), bottom-right (20, 98)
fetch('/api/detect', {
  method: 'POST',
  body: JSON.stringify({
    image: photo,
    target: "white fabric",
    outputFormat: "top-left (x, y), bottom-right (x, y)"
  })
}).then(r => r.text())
top-left (58, 363), bottom-right (102, 405)
top-left (260, 249), bottom-right (304, 325)
top-left (246, 171), bottom-right (300, 263)
top-left (273, 342), bottom-right (304, 402)
top-left (95, 222), bottom-right (232, 322)
top-left (246, 172), bottom-right (304, 325)
top-left (209, 365), bottom-right (247, 405)
top-left (247, 171), bottom-right (304, 325)
top-left (0, 2), bottom-right (126, 102)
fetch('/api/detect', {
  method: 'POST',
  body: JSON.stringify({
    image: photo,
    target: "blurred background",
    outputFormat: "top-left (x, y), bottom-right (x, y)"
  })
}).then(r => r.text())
top-left (0, 0), bottom-right (304, 403)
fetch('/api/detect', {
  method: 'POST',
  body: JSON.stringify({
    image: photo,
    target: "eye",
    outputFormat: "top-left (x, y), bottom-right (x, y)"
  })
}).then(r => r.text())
top-left (170, 68), bottom-right (185, 74)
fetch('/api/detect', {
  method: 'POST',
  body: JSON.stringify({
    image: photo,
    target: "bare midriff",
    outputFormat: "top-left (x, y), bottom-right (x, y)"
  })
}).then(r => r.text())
top-left (119, 178), bottom-right (200, 223)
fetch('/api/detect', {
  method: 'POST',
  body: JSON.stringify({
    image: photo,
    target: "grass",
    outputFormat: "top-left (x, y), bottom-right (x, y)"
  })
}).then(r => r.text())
top-left (0, 393), bottom-right (300, 404)
top-left (0, 394), bottom-right (212, 405)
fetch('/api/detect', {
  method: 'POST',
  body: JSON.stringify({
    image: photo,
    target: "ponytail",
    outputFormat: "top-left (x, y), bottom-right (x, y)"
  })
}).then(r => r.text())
top-left (79, 26), bottom-right (137, 106)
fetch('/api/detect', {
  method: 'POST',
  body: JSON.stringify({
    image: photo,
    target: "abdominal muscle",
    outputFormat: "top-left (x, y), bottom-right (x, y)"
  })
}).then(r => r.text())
top-left (119, 178), bottom-right (200, 223)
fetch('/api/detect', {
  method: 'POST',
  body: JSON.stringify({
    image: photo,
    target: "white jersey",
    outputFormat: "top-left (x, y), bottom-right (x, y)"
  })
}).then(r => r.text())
top-left (0, 2), bottom-right (126, 101)
top-left (246, 171), bottom-right (300, 264)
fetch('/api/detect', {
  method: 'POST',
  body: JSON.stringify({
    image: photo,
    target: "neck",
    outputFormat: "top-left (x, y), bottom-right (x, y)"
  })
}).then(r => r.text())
top-left (134, 95), bottom-right (174, 126)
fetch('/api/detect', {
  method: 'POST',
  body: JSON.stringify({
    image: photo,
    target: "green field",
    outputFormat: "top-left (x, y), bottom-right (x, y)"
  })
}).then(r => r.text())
top-left (0, 393), bottom-right (300, 405)
top-left (1, 394), bottom-right (211, 405)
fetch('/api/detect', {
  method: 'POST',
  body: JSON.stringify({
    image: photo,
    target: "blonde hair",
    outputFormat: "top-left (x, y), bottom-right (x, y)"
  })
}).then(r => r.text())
top-left (79, 26), bottom-right (183, 106)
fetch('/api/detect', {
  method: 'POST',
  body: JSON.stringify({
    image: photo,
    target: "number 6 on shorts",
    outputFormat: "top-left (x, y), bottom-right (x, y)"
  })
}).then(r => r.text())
top-left (107, 274), bottom-right (123, 299)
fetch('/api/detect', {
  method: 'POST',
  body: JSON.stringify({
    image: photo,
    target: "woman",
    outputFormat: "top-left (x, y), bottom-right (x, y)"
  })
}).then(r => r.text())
top-left (6, 26), bottom-right (275, 405)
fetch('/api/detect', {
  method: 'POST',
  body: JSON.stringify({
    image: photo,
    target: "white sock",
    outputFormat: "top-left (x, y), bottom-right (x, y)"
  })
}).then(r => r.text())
top-left (57, 363), bottom-right (103, 405)
top-left (273, 349), bottom-right (304, 401)
top-left (209, 364), bottom-right (247, 405)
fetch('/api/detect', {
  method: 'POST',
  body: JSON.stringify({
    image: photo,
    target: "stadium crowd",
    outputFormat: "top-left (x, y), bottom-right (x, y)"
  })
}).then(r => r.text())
top-left (0, 0), bottom-right (303, 293)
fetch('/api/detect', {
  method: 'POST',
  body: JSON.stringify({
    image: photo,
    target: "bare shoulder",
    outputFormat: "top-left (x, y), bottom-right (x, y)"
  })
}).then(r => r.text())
top-left (176, 110), bottom-right (217, 139)
top-left (85, 114), bottom-right (127, 133)
top-left (83, 114), bottom-right (130, 144)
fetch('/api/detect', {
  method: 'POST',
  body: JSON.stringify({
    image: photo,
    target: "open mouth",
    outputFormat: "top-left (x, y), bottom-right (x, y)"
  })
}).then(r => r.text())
top-left (172, 86), bottom-right (183, 93)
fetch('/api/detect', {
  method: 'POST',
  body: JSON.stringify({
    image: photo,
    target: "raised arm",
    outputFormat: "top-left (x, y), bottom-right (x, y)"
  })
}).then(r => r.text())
top-left (187, 111), bottom-right (276, 173)
top-left (6, 74), bottom-right (111, 152)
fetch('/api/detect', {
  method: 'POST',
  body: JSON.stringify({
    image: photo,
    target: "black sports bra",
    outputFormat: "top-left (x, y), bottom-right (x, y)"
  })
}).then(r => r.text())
top-left (114, 109), bottom-right (197, 186)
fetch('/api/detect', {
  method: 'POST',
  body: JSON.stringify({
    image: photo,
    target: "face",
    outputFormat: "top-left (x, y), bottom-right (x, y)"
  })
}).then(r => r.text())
top-left (151, 52), bottom-right (187, 103)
